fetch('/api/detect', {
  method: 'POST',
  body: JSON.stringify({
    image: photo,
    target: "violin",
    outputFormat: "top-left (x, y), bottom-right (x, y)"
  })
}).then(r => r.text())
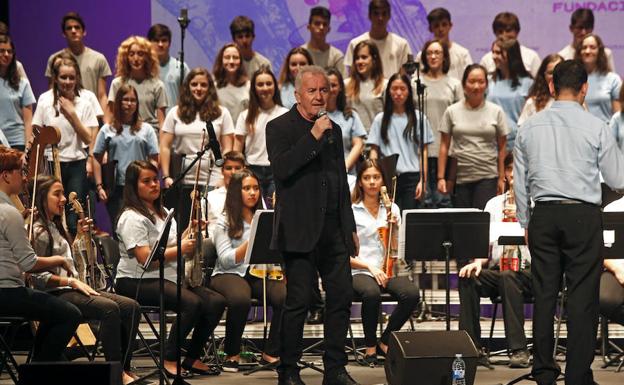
top-left (68, 191), bottom-right (107, 290)
top-left (379, 178), bottom-right (398, 279)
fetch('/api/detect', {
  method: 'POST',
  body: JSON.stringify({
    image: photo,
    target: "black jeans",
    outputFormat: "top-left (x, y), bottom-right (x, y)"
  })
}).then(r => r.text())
top-left (395, 172), bottom-right (422, 211)
top-left (352, 274), bottom-right (419, 346)
top-left (424, 158), bottom-right (452, 208)
top-left (454, 177), bottom-right (497, 210)
top-left (528, 203), bottom-right (602, 385)
top-left (279, 214), bottom-right (352, 375)
top-left (600, 270), bottom-right (624, 325)
top-left (115, 278), bottom-right (226, 361)
top-left (209, 273), bottom-right (285, 356)
top-left (0, 286), bottom-right (81, 361)
top-left (105, 185), bottom-right (124, 231)
top-left (55, 290), bottom-right (140, 370)
top-left (248, 164), bottom-right (275, 208)
top-left (59, 159), bottom-right (88, 236)
top-left (458, 269), bottom-right (532, 351)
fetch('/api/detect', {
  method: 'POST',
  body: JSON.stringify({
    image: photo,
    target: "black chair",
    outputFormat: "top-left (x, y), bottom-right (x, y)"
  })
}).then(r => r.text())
top-left (600, 316), bottom-right (624, 371)
top-left (0, 317), bottom-right (31, 385)
top-left (486, 294), bottom-right (535, 361)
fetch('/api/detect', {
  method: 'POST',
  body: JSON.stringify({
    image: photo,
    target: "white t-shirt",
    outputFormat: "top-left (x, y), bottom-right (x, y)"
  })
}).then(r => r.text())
top-left (32, 89), bottom-right (98, 162)
top-left (161, 106), bottom-right (234, 186)
top-left (480, 44), bottom-right (541, 77)
top-left (203, 186), bottom-right (226, 240)
top-left (234, 105), bottom-right (289, 166)
top-left (115, 209), bottom-right (178, 281)
top-left (344, 32), bottom-right (412, 78)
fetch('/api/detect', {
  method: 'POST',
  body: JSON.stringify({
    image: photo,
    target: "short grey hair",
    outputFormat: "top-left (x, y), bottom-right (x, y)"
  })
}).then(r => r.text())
top-left (294, 65), bottom-right (330, 92)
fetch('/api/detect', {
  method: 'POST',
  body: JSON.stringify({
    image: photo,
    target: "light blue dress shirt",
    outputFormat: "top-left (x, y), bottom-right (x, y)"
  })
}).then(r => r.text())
top-left (487, 76), bottom-right (532, 151)
top-left (212, 216), bottom-right (251, 277)
top-left (514, 100), bottom-right (624, 228)
top-left (367, 111), bottom-right (434, 174)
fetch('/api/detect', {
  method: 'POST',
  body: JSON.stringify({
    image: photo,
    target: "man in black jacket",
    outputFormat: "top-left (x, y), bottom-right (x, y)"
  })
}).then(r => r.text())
top-left (267, 65), bottom-right (359, 385)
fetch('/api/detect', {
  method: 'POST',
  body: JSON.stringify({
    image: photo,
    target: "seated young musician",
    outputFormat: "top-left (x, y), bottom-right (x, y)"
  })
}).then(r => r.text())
top-left (205, 151), bottom-right (245, 240)
top-left (350, 159), bottom-right (420, 366)
top-left (114, 160), bottom-right (225, 377)
top-left (209, 168), bottom-right (286, 372)
top-left (0, 146), bottom-right (81, 362)
top-left (458, 153), bottom-right (532, 368)
top-left (29, 174), bottom-right (140, 385)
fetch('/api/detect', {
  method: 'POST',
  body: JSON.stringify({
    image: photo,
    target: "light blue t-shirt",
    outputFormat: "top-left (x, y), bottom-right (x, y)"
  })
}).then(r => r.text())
top-left (160, 56), bottom-right (190, 113)
top-left (610, 111), bottom-right (624, 152)
top-left (367, 111), bottom-right (434, 174)
top-left (328, 109), bottom-right (367, 165)
top-left (586, 72), bottom-right (622, 123)
top-left (0, 78), bottom-right (35, 147)
top-left (212, 216), bottom-right (251, 277)
top-left (279, 82), bottom-right (297, 109)
top-left (487, 76), bottom-right (532, 151)
top-left (93, 122), bottom-right (159, 185)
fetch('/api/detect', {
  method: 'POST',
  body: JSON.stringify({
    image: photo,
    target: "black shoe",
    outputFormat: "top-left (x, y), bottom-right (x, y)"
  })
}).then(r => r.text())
top-left (477, 348), bottom-right (493, 369)
top-left (306, 309), bottom-right (324, 324)
top-left (222, 359), bottom-right (239, 373)
top-left (278, 368), bottom-right (305, 385)
top-left (322, 369), bottom-right (360, 385)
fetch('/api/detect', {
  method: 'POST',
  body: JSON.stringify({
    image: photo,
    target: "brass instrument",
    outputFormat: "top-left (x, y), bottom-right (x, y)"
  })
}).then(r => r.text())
top-left (379, 178), bottom-right (398, 280)
top-left (502, 179), bottom-right (517, 222)
top-left (185, 132), bottom-right (207, 288)
top-left (68, 192), bottom-right (107, 290)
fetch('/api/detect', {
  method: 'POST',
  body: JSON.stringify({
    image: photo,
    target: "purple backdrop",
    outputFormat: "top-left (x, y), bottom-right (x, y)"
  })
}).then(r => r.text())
top-left (10, 0), bottom-right (152, 99)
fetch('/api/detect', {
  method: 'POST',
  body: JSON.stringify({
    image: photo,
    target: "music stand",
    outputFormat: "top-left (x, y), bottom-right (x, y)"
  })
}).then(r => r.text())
top-left (140, 209), bottom-right (175, 385)
top-left (399, 209), bottom-right (490, 331)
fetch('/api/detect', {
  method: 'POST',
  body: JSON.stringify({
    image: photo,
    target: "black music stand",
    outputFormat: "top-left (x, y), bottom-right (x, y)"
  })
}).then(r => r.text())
top-left (140, 209), bottom-right (175, 385)
top-left (399, 209), bottom-right (490, 331)
top-left (243, 210), bottom-right (283, 376)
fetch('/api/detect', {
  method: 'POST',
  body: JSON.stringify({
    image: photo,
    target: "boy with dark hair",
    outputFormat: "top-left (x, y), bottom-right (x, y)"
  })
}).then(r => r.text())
top-left (415, 7), bottom-right (472, 80)
top-left (558, 8), bottom-right (615, 70)
top-left (479, 12), bottom-right (540, 77)
top-left (344, 0), bottom-right (411, 78)
top-left (45, 12), bottom-right (111, 114)
top-left (147, 23), bottom-right (189, 111)
top-left (301, 6), bottom-right (345, 75)
top-left (229, 16), bottom-right (272, 77)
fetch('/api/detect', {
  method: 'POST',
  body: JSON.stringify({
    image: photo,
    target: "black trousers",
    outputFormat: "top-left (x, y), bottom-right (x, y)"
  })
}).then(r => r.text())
top-left (55, 290), bottom-right (140, 370)
top-left (279, 214), bottom-right (353, 375)
top-left (209, 273), bottom-right (285, 356)
top-left (396, 172), bottom-right (422, 211)
top-left (458, 269), bottom-right (532, 351)
top-left (528, 203), bottom-right (603, 385)
top-left (115, 278), bottom-right (226, 361)
top-left (599, 270), bottom-right (624, 325)
top-left (352, 274), bottom-right (419, 346)
top-left (59, 159), bottom-right (88, 236)
top-left (0, 286), bottom-right (82, 361)
top-left (454, 177), bottom-right (497, 210)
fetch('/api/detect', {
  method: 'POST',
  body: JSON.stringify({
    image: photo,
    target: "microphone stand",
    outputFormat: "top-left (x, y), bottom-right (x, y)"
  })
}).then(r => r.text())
top-left (163, 142), bottom-right (209, 385)
top-left (177, 8), bottom-right (189, 91)
top-left (405, 57), bottom-right (434, 322)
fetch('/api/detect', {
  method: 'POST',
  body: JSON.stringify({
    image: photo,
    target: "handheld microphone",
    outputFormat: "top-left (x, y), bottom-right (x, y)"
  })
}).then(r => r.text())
top-left (316, 109), bottom-right (333, 144)
top-left (205, 121), bottom-right (224, 167)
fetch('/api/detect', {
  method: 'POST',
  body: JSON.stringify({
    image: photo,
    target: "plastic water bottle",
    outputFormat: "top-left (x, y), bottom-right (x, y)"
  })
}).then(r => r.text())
top-left (451, 353), bottom-right (466, 385)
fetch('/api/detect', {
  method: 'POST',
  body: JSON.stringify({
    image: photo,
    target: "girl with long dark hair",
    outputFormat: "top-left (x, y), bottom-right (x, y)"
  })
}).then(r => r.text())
top-left (114, 160), bottom-right (225, 377)
top-left (366, 73), bottom-right (433, 211)
top-left (234, 66), bottom-right (287, 206)
top-left (30, 174), bottom-right (141, 385)
top-left (209, 169), bottom-right (286, 372)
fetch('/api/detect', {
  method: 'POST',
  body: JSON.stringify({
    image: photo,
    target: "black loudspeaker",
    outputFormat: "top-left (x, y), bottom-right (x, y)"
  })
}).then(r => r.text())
top-left (18, 361), bottom-right (122, 385)
top-left (385, 330), bottom-right (479, 385)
